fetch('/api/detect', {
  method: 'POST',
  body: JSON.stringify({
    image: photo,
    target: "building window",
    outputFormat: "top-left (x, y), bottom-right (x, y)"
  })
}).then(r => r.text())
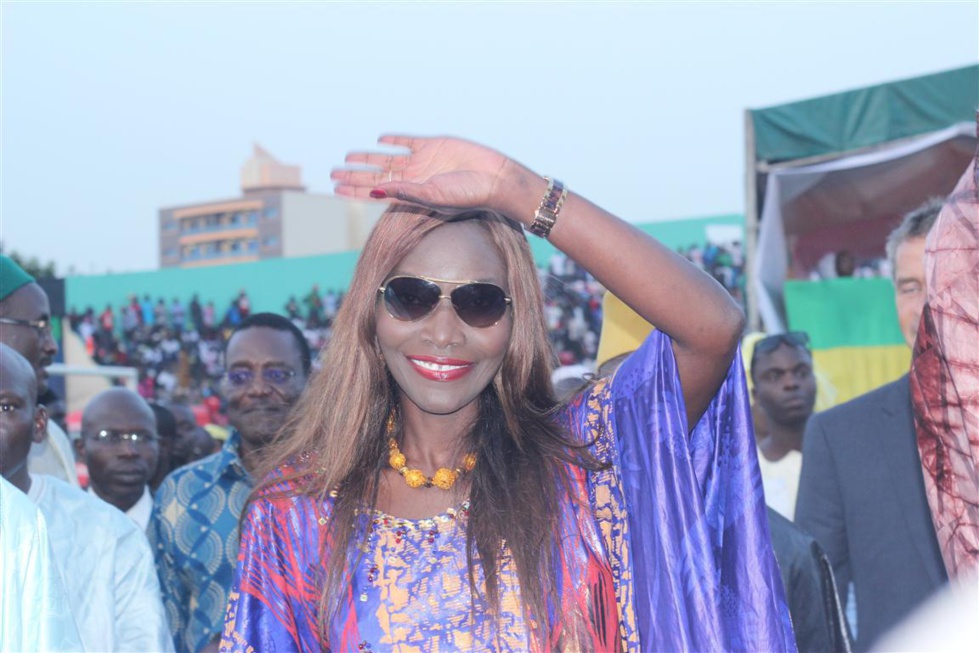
top-left (263, 206), bottom-right (279, 221)
top-left (248, 210), bottom-right (259, 225)
top-left (262, 236), bottom-right (279, 247)
top-left (248, 239), bottom-right (258, 252)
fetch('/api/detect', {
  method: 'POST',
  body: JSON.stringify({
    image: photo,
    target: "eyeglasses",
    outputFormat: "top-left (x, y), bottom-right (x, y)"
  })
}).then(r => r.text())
top-left (378, 275), bottom-right (512, 328)
top-left (751, 331), bottom-right (811, 366)
top-left (88, 429), bottom-right (158, 446)
top-left (226, 368), bottom-right (297, 388)
top-left (0, 316), bottom-right (52, 335)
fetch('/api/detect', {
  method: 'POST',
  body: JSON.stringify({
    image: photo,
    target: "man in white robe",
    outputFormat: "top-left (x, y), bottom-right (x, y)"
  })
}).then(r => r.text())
top-left (0, 475), bottom-right (82, 651)
top-left (0, 343), bottom-right (173, 652)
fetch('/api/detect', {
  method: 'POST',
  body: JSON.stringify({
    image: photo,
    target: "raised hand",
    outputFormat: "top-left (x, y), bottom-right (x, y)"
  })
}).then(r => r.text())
top-left (330, 135), bottom-right (520, 216)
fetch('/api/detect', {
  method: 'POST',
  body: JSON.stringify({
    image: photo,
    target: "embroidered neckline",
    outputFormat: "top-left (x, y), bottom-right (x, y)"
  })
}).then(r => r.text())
top-left (322, 488), bottom-right (471, 532)
top-left (369, 500), bottom-right (471, 532)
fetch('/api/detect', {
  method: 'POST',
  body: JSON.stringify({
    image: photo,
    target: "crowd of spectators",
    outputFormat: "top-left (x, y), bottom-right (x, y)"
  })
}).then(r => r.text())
top-left (808, 249), bottom-right (892, 280)
top-left (67, 240), bottom-right (744, 403)
top-left (677, 239), bottom-right (746, 306)
top-left (66, 288), bottom-right (342, 407)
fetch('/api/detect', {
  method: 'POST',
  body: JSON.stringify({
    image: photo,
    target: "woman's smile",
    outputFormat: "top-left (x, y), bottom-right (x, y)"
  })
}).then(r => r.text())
top-left (376, 221), bottom-right (512, 418)
top-left (407, 355), bottom-right (474, 382)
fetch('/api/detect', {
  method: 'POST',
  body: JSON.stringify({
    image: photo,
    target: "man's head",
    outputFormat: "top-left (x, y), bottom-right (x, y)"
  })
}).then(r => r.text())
top-left (77, 388), bottom-right (159, 511)
top-left (0, 255), bottom-right (58, 395)
top-left (222, 313), bottom-right (311, 449)
top-left (148, 402), bottom-right (178, 481)
top-left (166, 402), bottom-right (213, 466)
top-left (750, 332), bottom-right (817, 430)
top-left (0, 343), bottom-right (47, 490)
top-left (835, 250), bottom-right (856, 278)
top-left (38, 387), bottom-right (67, 433)
top-left (886, 197), bottom-right (944, 348)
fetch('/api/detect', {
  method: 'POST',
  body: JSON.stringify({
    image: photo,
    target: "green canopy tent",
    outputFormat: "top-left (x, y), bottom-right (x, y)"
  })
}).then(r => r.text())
top-left (745, 64), bottom-right (977, 403)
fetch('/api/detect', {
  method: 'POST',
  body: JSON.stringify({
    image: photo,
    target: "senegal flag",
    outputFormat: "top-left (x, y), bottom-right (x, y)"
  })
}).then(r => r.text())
top-left (785, 278), bottom-right (910, 406)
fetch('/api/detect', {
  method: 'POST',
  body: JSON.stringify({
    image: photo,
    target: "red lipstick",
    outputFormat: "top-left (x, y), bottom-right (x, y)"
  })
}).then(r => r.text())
top-left (406, 355), bottom-right (474, 382)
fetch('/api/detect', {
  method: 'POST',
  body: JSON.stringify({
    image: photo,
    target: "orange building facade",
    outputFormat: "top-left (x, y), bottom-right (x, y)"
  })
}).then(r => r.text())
top-left (158, 145), bottom-right (385, 268)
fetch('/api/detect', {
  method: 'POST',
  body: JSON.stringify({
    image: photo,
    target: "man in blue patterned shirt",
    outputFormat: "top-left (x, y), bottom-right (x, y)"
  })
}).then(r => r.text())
top-left (149, 313), bottom-right (312, 652)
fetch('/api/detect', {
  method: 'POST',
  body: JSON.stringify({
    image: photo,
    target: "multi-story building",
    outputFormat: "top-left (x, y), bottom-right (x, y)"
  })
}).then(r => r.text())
top-left (159, 145), bottom-right (386, 268)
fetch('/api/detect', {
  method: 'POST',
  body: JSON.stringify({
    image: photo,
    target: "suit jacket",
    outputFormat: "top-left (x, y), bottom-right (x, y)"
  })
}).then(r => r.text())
top-left (796, 375), bottom-right (947, 652)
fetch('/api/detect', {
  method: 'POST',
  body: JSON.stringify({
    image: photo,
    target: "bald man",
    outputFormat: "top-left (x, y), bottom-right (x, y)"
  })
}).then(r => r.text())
top-left (0, 345), bottom-right (50, 502)
top-left (76, 388), bottom-right (160, 530)
top-left (0, 344), bottom-right (173, 651)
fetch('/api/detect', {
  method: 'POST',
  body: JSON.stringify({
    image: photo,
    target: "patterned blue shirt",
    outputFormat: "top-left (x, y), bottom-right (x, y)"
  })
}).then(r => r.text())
top-left (149, 431), bottom-right (252, 653)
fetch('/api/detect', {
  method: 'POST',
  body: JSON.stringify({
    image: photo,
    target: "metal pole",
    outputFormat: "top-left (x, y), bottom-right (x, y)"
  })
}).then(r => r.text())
top-left (46, 363), bottom-right (139, 391)
top-left (744, 109), bottom-right (760, 332)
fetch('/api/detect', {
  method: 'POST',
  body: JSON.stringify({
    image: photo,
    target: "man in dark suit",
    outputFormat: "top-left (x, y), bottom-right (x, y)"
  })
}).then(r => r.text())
top-left (795, 198), bottom-right (948, 652)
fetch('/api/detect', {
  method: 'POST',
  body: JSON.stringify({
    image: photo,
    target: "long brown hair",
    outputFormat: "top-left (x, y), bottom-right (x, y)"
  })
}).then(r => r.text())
top-left (255, 205), bottom-right (602, 646)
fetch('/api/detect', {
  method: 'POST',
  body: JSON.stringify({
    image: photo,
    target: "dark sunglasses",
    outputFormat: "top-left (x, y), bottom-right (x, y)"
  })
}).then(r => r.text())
top-left (751, 331), bottom-right (811, 364)
top-left (378, 275), bottom-right (512, 328)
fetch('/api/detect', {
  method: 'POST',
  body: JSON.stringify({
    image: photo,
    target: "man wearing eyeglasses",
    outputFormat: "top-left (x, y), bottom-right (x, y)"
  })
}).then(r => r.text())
top-left (0, 343), bottom-right (173, 651)
top-left (149, 312), bottom-right (311, 653)
top-left (796, 198), bottom-right (948, 651)
top-left (0, 254), bottom-right (78, 486)
top-left (75, 387), bottom-right (160, 530)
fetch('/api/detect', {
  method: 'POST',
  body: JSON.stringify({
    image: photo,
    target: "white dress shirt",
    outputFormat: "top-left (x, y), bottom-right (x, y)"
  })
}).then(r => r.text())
top-left (88, 484), bottom-right (153, 531)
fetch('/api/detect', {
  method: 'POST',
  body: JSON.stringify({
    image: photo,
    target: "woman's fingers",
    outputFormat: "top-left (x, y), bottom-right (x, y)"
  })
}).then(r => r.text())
top-left (343, 152), bottom-right (411, 169)
top-left (333, 184), bottom-right (378, 200)
top-left (377, 134), bottom-right (420, 150)
top-left (334, 181), bottom-right (433, 207)
top-left (336, 148), bottom-right (415, 191)
top-left (333, 136), bottom-right (492, 209)
top-left (330, 168), bottom-right (395, 187)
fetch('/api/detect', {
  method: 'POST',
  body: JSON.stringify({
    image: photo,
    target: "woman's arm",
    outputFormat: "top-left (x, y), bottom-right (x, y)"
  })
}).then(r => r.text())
top-left (332, 136), bottom-right (744, 426)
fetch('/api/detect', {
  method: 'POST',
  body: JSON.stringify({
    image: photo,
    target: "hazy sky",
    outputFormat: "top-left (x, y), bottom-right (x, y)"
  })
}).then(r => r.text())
top-left (2, 1), bottom-right (976, 275)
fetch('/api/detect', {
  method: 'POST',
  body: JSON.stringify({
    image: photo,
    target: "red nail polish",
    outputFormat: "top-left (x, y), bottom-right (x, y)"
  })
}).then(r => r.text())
top-left (369, 189), bottom-right (387, 199)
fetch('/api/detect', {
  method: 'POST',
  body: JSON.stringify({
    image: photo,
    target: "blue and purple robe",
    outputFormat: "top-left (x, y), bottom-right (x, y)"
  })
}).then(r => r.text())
top-left (221, 331), bottom-right (795, 651)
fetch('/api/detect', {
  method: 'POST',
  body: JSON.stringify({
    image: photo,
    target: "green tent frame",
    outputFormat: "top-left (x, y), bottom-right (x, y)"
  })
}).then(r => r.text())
top-left (744, 64), bottom-right (978, 330)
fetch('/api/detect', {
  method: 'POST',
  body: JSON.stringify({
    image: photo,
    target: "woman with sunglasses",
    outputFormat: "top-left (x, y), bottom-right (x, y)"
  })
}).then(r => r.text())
top-left (222, 136), bottom-right (793, 652)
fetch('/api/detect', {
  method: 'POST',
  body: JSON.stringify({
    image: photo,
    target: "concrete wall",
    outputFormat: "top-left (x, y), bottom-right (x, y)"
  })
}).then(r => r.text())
top-left (69, 213), bottom-right (744, 317)
top-left (66, 250), bottom-right (362, 319)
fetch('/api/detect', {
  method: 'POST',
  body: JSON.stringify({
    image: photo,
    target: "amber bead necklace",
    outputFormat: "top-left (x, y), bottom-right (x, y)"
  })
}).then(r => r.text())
top-left (386, 413), bottom-right (476, 490)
